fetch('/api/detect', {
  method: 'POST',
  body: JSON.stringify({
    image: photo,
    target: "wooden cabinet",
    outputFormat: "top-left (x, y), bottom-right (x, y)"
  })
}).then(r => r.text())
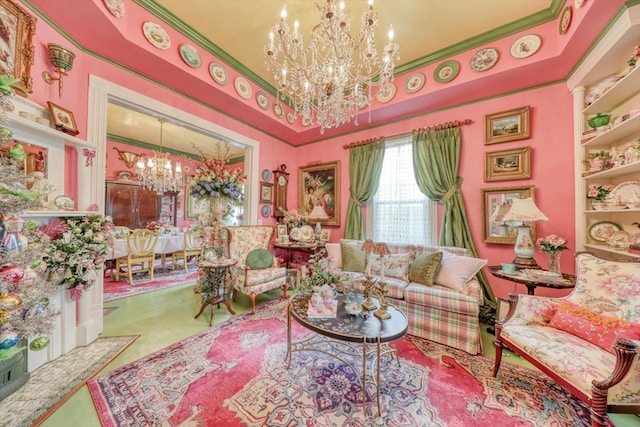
top-left (569, 5), bottom-right (640, 260)
top-left (105, 181), bottom-right (178, 229)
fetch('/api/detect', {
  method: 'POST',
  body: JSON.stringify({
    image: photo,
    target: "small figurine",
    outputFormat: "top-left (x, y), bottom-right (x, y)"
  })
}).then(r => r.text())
top-left (28, 171), bottom-right (55, 208)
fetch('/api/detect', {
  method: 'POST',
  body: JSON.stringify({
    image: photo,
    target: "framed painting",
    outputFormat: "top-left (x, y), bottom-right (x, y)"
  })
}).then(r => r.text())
top-left (186, 195), bottom-right (210, 219)
top-left (259, 181), bottom-right (273, 203)
top-left (320, 229), bottom-right (331, 241)
top-left (481, 185), bottom-right (535, 244)
top-left (276, 224), bottom-right (287, 237)
top-left (484, 105), bottom-right (530, 144)
top-left (484, 146), bottom-right (531, 182)
top-left (0, 0), bottom-right (36, 95)
top-left (299, 161), bottom-right (340, 226)
top-left (285, 268), bottom-right (300, 290)
top-left (47, 102), bottom-right (79, 135)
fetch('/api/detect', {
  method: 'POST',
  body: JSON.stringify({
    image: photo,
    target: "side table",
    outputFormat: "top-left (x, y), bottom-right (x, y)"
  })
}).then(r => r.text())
top-left (273, 241), bottom-right (325, 268)
top-left (487, 265), bottom-right (576, 295)
top-left (194, 258), bottom-right (238, 326)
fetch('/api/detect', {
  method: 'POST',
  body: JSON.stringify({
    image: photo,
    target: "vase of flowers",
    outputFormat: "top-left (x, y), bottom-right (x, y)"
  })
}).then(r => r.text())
top-left (279, 207), bottom-right (309, 229)
top-left (536, 234), bottom-right (568, 274)
top-left (586, 183), bottom-right (614, 210)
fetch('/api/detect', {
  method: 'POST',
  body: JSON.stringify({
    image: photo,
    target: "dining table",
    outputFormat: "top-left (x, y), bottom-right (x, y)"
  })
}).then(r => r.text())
top-left (106, 233), bottom-right (186, 270)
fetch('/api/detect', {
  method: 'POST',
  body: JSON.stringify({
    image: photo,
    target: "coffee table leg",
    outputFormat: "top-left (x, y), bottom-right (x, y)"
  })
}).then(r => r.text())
top-left (286, 303), bottom-right (292, 367)
top-left (362, 338), bottom-right (367, 417)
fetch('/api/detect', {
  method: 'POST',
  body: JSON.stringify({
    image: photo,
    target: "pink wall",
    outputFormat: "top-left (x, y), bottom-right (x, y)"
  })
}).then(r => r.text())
top-left (299, 83), bottom-right (576, 300)
top-left (21, 2), bottom-right (583, 301)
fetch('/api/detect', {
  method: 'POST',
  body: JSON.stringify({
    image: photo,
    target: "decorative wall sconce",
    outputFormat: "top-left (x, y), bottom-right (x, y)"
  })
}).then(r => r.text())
top-left (113, 147), bottom-right (141, 169)
top-left (42, 43), bottom-right (76, 98)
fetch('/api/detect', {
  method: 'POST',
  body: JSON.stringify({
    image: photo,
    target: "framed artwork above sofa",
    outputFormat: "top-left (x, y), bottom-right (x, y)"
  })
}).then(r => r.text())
top-left (481, 185), bottom-right (535, 244)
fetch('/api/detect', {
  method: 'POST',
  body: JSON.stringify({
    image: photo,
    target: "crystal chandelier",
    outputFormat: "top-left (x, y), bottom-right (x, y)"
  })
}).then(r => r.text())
top-left (136, 119), bottom-right (183, 194)
top-left (264, 0), bottom-right (399, 133)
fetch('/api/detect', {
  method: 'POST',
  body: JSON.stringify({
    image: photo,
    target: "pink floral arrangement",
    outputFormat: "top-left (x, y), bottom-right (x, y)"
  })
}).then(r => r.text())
top-left (629, 44), bottom-right (640, 66)
top-left (279, 207), bottom-right (309, 228)
top-left (586, 183), bottom-right (614, 201)
top-left (146, 220), bottom-right (170, 232)
top-left (537, 234), bottom-right (568, 254)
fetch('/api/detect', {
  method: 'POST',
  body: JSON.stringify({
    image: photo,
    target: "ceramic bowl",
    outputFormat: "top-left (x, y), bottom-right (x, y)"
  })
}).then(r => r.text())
top-left (345, 302), bottom-right (363, 316)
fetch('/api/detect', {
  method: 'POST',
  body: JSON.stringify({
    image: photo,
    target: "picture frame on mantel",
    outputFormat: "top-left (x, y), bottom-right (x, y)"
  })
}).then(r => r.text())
top-left (47, 102), bottom-right (79, 136)
top-left (0, 0), bottom-right (36, 95)
top-left (484, 146), bottom-right (531, 182)
top-left (481, 185), bottom-right (535, 244)
top-left (299, 161), bottom-right (340, 226)
top-left (484, 105), bottom-right (530, 144)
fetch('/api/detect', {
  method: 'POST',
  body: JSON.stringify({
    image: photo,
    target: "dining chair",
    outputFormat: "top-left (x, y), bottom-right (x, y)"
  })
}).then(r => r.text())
top-left (114, 229), bottom-right (159, 284)
top-left (171, 229), bottom-right (202, 273)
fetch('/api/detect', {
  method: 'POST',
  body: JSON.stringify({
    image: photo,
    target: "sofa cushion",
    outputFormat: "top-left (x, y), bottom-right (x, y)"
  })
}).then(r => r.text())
top-left (548, 300), bottom-right (640, 354)
top-left (369, 252), bottom-right (410, 280)
top-left (341, 243), bottom-right (365, 273)
top-left (246, 248), bottom-right (274, 270)
top-left (435, 251), bottom-right (487, 293)
top-left (409, 252), bottom-right (443, 286)
top-left (325, 242), bottom-right (342, 269)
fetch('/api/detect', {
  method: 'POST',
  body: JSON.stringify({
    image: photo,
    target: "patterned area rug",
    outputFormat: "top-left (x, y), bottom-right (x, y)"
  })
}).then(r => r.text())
top-left (103, 264), bottom-right (198, 302)
top-left (88, 299), bottom-right (591, 427)
top-left (0, 335), bottom-right (137, 427)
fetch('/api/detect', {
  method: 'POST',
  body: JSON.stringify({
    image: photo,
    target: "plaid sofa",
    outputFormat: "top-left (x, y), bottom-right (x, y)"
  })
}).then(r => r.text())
top-left (333, 239), bottom-right (484, 354)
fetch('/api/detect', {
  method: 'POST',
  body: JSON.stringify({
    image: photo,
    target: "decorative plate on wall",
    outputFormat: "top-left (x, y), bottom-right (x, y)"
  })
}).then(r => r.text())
top-left (375, 82), bottom-right (396, 103)
top-left (302, 116), bottom-right (312, 127)
top-left (356, 92), bottom-right (370, 109)
top-left (470, 48), bottom-right (499, 72)
top-left (575, 0), bottom-right (585, 8)
top-left (510, 35), bottom-right (542, 59)
top-left (434, 60), bottom-right (460, 83)
top-left (103, 0), bottom-right (125, 18)
top-left (234, 77), bottom-right (252, 99)
top-left (142, 22), bottom-right (170, 50)
top-left (587, 221), bottom-right (622, 243)
top-left (179, 44), bottom-right (202, 68)
top-left (286, 112), bottom-right (295, 124)
top-left (273, 103), bottom-right (284, 118)
top-left (261, 205), bottom-right (272, 218)
top-left (559, 6), bottom-right (572, 35)
top-left (256, 91), bottom-right (270, 110)
top-left (404, 72), bottom-right (425, 93)
top-left (261, 169), bottom-right (273, 182)
top-left (208, 63), bottom-right (228, 85)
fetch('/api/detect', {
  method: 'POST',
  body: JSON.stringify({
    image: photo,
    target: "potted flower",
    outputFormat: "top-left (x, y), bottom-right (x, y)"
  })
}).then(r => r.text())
top-left (299, 249), bottom-right (340, 292)
top-left (586, 183), bottom-right (614, 210)
top-left (583, 150), bottom-right (610, 171)
top-left (536, 234), bottom-right (568, 274)
top-left (628, 44), bottom-right (640, 68)
top-left (279, 207), bottom-right (310, 229)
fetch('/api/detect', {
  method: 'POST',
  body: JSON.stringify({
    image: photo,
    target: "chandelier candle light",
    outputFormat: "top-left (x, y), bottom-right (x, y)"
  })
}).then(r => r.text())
top-left (264, 0), bottom-right (400, 133)
top-left (136, 119), bottom-right (183, 194)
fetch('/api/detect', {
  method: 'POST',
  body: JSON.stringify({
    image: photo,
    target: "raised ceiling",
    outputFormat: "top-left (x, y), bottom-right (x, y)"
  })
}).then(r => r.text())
top-left (27, 0), bottom-right (624, 154)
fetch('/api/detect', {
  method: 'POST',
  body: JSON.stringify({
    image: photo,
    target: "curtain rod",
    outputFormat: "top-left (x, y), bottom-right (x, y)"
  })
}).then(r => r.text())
top-left (342, 119), bottom-right (472, 149)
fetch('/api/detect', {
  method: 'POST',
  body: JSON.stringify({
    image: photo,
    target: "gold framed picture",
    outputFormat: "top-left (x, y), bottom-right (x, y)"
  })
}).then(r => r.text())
top-left (186, 194), bottom-right (210, 219)
top-left (484, 105), bottom-right (530, 145)
top-left (47, 102), bottom-right (79, 135)
top-left (299, 161), bottom-right (340, 226)
top-left (260, 182), bottom-right (273, 203)
top-left (484, 146), bottom-right (531, 182)
top-left (0, 0), bottom-right (36, 95)
top-left (481, 185), bottom-right (535, 244)
top-left (320, 229), bottom-right (331, 241)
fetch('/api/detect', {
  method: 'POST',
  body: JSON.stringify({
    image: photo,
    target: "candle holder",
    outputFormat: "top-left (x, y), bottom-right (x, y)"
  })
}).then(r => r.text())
top-left (361, 275), bottom-right (378, 312)
top-left (373, 280), bottom-right (391, 320)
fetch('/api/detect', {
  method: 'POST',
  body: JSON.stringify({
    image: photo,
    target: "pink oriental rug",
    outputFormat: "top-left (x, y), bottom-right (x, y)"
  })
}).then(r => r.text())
top-left (88, 298), bottom-right (591, 426)
top-left (103, 265), bottom-right (198, 302)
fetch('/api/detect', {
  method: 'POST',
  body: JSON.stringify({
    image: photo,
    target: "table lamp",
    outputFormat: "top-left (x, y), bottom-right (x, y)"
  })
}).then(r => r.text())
top-left (501, 198), bottom-right (548, 267)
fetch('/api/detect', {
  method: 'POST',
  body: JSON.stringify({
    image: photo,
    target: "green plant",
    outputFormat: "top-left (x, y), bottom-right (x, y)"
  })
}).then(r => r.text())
top-left (582, 150), bottom-right (610, 164)
top-left (299, 249), bottom-right (340, 291)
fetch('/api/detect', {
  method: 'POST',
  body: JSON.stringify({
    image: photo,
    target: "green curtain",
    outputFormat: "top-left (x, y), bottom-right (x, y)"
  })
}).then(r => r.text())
top-left (344, 139), bottom-right (385, 239)
top-left (412, 127), bottom-right (496, 324)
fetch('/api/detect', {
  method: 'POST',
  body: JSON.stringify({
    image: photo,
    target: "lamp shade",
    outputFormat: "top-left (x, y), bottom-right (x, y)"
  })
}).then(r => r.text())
top-left (501, 198), bottom-right (548, 222)
top-left (361, 239), bottom-right (375, 253)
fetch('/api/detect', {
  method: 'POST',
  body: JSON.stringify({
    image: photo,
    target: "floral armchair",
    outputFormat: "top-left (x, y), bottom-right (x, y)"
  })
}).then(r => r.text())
top-left (493, 252), bottom-right (640, 427)
top-left (224, 226), bottom-right (287, 314)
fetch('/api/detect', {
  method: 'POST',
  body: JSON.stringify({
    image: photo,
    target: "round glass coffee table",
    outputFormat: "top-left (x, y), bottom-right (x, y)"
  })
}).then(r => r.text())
top-left (286, 292), bottom-right (408, 419)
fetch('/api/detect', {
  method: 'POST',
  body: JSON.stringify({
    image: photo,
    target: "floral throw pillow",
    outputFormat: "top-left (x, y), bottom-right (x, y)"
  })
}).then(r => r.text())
top-left (548, 300), bottom-right (640, 354)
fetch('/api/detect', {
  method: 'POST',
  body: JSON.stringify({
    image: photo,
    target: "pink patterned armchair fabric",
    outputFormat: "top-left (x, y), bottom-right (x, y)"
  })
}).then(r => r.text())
top-left (225, 226), bottom-right (287, 314)
top-left (493, 252), bottom-right (640, 427)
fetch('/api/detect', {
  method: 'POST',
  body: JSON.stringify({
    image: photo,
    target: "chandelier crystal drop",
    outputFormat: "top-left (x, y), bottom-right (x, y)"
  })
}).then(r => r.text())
top-left (136, 119), bottom-right (183, 194)
top-left (264, 0), bottom-right (399, 133)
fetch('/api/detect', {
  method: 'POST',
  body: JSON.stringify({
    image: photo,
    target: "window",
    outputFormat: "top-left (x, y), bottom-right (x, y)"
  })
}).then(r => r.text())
top-left (366, 135), bottom-right (436, 245)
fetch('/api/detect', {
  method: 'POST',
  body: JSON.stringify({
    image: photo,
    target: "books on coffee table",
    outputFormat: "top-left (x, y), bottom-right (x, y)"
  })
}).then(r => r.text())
top-left (307, 300), bottom-right (338, 318)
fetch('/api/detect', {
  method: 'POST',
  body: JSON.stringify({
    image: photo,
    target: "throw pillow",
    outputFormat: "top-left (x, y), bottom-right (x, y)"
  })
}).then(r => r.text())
top-left (341, 242), bottom-right (365, 273)
top-left (246, 248), bottom-right (274, 270)
top-left (548, 300), bottom-right (640, 354)
top-left (325, 243), bottom-right (342, 269)
top-left (435, 251), bottom-right (487, 292)
top-left (382, 253), bottom-right (411, 281)
top-left (409, 252), bottom-right (443, 286)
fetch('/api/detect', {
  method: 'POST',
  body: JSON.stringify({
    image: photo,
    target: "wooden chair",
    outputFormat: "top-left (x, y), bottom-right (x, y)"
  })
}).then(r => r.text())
top-left (171, 229), bottom-right (202, 273)
top-left (114, 229), bottom-right (158, 284)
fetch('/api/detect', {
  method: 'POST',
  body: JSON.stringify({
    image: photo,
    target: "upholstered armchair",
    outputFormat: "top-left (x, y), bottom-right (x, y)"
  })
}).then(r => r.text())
top-left (224, 226), bottom-right (287, 314)
top-left (493, 252), bottom-right (640, 427)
